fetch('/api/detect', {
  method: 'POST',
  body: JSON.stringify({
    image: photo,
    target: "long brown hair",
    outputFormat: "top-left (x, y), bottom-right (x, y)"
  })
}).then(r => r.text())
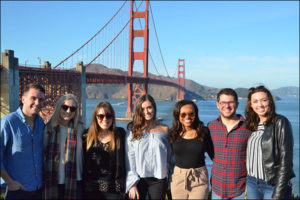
top-left (245, 86), bottom-right (276, 131)
top-left (169, 100), bottom-right (205, 143)
top-left (130, 94), bottom-right (157, 141)
top-left (85, 101), bottom-right (119, 151)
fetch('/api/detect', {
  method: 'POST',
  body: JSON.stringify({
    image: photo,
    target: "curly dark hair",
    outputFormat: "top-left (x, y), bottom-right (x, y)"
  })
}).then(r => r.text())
top-left (245, 85), bottom-right (276, 131)
top-left (169, 100), bottom-right (205, 143)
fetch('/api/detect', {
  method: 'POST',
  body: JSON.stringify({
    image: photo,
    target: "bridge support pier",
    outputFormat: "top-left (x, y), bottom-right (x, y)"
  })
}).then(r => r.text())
top-left (76, 61), bottom-right (86, 126)
top-left (126, 0), bottom-right (149, 118)
top-left (1, 50), bottom-right (19, 117)
top-left (177, 59), bottom-right (185, 101)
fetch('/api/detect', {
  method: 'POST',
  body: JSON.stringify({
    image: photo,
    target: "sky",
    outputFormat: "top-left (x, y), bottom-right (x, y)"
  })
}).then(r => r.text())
top-left (1, 1), bottom-right (299, 90)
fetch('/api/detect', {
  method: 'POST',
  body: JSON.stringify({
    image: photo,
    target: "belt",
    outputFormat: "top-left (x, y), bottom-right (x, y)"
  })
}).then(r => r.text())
top-left (184, 168), bottom-right (199, 191)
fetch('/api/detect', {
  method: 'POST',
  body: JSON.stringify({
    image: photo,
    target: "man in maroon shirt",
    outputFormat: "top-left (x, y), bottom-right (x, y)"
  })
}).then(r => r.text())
top-left (208, 88), bottom-right (250, 199)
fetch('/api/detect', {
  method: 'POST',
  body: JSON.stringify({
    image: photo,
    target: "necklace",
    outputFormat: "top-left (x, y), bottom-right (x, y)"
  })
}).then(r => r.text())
top-left (97, 131), bottom-right (112, 151)
top-left (99, 140), bottom-right (110, 152)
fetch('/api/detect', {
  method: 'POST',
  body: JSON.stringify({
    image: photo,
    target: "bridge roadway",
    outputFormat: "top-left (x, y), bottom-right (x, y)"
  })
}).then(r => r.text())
top-left (19, 66), bottom-right (185, 91)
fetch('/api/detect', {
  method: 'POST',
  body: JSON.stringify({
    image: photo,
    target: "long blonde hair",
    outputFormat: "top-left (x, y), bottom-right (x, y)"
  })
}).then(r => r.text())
top-left (85, 101), bottom-right (119, 151)
top-left (45, 94), bottom-right (80, 133)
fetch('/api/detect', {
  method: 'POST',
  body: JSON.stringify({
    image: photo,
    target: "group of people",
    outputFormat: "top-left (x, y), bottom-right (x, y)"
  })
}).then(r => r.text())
top-left (0, 83), bottom-right (295, 200)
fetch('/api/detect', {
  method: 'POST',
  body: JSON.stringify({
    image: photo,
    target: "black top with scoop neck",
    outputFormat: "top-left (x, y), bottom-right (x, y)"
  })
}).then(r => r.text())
top-left (172, 127), bottom-right (214, 169)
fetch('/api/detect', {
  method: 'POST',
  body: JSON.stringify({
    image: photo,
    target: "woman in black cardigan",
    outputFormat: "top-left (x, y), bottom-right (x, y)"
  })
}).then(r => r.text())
top-left (82, 102), bottom-right (126, 199)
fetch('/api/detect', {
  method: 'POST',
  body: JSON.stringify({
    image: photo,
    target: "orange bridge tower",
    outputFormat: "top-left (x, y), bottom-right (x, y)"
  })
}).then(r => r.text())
top-left (126, 0), bottom-right (149, 118)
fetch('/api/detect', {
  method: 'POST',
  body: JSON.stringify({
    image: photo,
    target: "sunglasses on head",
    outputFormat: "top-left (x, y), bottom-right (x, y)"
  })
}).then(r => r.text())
top-left (61, 105), bottom-right (77, 112)
top-left (248, 85), bottom-right (266, 93)
top-left (97, 114), bottom-right (113, 120)
top-left (180, 112), bottom-right (195, 118)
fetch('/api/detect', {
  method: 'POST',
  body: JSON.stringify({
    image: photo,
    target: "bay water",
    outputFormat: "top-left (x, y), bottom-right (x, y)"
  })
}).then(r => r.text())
top-left (86, 97), bottom-right (299, 196)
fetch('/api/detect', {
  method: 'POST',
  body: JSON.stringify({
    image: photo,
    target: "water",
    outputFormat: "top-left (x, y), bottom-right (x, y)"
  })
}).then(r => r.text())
top-left (86, 98), bottom-right (299, 196)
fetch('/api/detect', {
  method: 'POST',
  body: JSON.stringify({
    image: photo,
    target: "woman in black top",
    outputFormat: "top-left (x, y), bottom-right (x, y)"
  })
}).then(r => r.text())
top-left (169, 100), bottom-right (214, 199)
top-left (82, 102), bottom-right (126, 199)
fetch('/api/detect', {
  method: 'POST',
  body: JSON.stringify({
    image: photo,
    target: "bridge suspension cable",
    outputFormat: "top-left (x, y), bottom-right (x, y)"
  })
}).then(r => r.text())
top-left (86, 20), bottom-right (130, 66)
top-left (86, 0), bottom-right (145, 72)
top-left (133, 1), bottom-right (161, 76)
top-left (149, 1), bottom-right (170, 78)
top-left (53, 0), bottom-right (128, 69)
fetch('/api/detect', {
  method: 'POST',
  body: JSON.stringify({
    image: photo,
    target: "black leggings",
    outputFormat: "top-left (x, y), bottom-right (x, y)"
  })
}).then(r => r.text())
top-left (136, 177), bottom-right (167, 200)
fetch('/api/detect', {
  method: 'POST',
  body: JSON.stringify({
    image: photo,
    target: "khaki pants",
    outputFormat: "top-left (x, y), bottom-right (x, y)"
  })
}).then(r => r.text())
top-left (171, 166), bottom-right (209, 200)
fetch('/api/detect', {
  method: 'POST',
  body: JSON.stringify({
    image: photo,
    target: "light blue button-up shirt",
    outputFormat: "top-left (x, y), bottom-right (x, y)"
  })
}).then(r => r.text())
top-left (1, 107), bottom-right (44, 191)
top-left (125, 130), bottom-right (172, 192)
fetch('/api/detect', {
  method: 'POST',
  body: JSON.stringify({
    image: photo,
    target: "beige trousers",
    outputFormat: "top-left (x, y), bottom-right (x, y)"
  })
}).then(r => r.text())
top-left (171, 166), bottom-right (209, 200)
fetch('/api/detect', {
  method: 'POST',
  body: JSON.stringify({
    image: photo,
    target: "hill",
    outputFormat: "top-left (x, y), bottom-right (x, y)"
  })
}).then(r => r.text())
top-left (85, 64), bottom-right (217, 100)
top-left (85, 64), bottom-right (294, 100)
top-left (271, 86), bottom-right (299, 98)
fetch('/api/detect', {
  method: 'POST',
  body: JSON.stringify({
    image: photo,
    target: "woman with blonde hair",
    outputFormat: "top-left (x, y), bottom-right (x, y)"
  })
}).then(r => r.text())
top-left (125, 94), bottom-right (171, 200)
top-left (44, 94), bottom-right (85, 199)
top-left (82, 101), bottom-right (126, 199)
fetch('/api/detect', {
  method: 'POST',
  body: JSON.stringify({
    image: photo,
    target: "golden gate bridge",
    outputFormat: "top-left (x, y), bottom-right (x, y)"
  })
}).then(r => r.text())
top-left (1, 0), bottom-right (186, 123)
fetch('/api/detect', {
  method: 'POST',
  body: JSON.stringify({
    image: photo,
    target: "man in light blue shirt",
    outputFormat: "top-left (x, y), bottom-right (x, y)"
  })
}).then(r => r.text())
top-left (1, 84), bottom-right (45, 199)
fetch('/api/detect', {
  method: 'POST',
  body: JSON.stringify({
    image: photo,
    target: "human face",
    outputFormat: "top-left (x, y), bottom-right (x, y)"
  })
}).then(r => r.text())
top-left (250, 91), bottom-right (270, 120)
top-left (60, 99), bottom-right (76, 125)
top-left (21, 88), bottom-right (45, 117)
top-left (141, 100), bottom-right (154, 121)
top-left (96, 108), bottom-right (113, 130)
top-left (217, 94), bottom-right (238, 119)
top-left (179, 104), bottom-right (195, 129)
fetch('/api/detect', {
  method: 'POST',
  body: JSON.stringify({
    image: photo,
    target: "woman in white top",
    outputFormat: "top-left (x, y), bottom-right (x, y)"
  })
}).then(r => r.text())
top-left (44, 94), bottom-right (84, 199)
top-left (125, 94), bottom-right (171, 200)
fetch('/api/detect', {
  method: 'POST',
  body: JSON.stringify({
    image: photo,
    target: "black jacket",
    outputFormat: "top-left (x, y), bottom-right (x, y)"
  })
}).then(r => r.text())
top-left (261, 114), bottom-right (295, 199)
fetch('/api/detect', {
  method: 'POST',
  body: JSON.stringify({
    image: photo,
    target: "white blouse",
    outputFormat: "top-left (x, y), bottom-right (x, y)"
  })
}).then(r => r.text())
top-left (125, 130), bottom-right (172, 192)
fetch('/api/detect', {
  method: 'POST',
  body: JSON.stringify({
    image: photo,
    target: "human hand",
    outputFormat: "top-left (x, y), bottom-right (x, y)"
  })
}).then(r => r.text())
top-left (7, 180), bottom-right (27, 191)
top-left (128, 185), bottom-right (139, 200)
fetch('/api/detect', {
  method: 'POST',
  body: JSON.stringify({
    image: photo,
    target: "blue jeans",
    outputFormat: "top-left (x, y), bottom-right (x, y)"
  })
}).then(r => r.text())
top-left (211, 190), bottom-right (245, 200)
top-left (246, 176), bottom-right (292, 200)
